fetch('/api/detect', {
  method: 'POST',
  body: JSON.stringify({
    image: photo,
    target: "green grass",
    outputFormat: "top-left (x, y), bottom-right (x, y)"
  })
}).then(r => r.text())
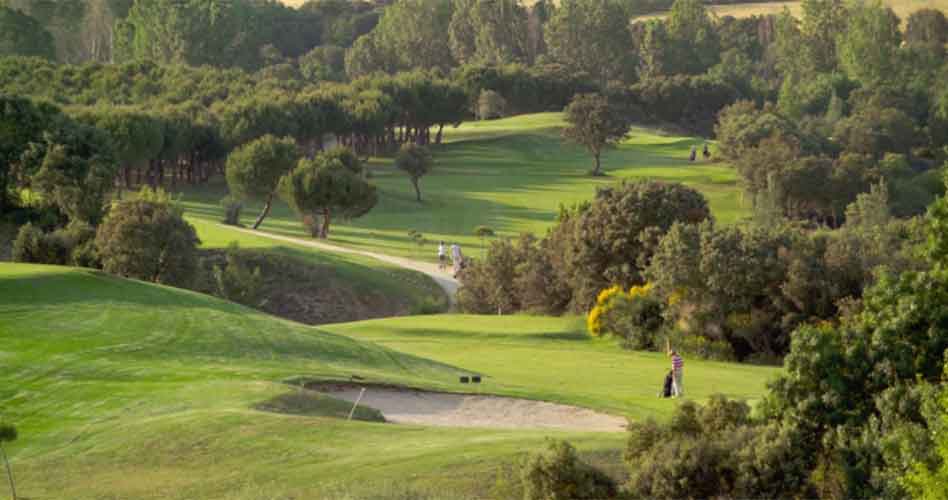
top-left (179, 113), bottom-right (747, 262)
top-left (323, 315), bottom-right (778, 420)
top-left (189, 218), bottom-right (448, 314)
top-left (1, 263), bottom-right (777, 498)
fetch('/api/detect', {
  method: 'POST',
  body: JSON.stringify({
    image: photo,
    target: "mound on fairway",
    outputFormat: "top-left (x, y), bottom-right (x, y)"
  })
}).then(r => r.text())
top-left (314, 383), bottom-right (627, 432)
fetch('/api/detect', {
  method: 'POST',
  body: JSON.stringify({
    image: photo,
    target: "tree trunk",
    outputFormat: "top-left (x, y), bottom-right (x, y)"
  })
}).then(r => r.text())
top-left (1, 444), bottom-right (17, 500)
top-left (435, 124), bottom-right (444, 144)
top-left (253, 194), bottom-right (273, 230)
top-left (592, 152), bottom-right (602, 176)
top-left (319, 208), bottom-right (331, 239)
top-left (412, 177), bottom-right (422, 202)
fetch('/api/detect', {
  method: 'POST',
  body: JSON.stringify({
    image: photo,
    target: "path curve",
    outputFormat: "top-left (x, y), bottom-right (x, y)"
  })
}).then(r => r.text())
top-left (222, 225), bottom-right (459, 305)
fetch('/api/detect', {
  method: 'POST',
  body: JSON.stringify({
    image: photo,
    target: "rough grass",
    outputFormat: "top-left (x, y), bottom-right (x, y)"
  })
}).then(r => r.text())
top-left (1, 263), bottom-right (777, 499)
top-left (179, 113), bottom-right (747, 262)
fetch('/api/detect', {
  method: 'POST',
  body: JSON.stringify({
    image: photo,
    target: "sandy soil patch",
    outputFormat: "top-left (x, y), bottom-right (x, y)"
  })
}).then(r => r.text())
top-left (313, 384), bottom-right (627, 432)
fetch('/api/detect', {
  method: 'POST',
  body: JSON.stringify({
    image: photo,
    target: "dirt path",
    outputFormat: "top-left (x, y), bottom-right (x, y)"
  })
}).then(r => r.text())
top-left (223, 226), bottom-right (459, 306)
top-left (315, 384), bottom-right (627, 432)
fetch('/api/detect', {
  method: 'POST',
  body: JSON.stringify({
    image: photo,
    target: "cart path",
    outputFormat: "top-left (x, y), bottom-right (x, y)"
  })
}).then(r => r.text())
top-left (223, 225), bottom-right (459, 305)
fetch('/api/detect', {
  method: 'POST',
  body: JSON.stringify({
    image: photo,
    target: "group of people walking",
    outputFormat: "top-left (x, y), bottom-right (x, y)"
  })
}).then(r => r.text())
top-left (689, 143), bottom-right (711, 162)
top-left (437, 241), bottom-right (465, 277)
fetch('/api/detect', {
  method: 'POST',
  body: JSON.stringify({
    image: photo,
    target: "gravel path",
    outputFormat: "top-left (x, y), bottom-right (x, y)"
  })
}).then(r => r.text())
top-left (315, 384), bottom-right (628, 432)
top-left (222, 226), bottom-right (459, 305)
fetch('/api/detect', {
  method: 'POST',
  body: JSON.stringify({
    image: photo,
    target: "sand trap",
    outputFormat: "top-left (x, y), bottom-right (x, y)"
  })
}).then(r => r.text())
top-left (313, 384), bottom-right (627, 432)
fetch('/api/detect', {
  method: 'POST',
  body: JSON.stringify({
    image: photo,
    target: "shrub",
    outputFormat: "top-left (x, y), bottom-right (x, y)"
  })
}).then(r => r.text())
top-left (12, 221), bottom-right (97, 267)
top-left (212, 243), bottom-right (264, 307)
top-left (220, 195), bottom-right (243, 226)
top-left (95, 187), bottom-right (201, 287)
top-left (520, 440), bottom-right (618, 500)
top-left (477, 89), bottom-right (507, 120)
top-left (587, 283), bottom-right (665, 350)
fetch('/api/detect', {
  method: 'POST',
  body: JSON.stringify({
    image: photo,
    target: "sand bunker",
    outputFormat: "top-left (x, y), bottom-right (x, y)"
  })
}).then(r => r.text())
top-left (313, 384), bottom-right (627, 432)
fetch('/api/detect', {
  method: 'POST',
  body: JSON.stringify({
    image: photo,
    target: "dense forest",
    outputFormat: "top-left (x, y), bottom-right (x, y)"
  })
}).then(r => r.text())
top-left (3, 0), bottom-right (948, 498)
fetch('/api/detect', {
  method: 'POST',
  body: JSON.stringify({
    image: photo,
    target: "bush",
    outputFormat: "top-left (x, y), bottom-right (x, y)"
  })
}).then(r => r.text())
top-left (477, 89), bottom-right (507, 120)
top-left (220, 195), bottom-right (243, 226)
top-left (521, 440), bottom-right (618, 500)
top-left (95, 187), bottom-right (201, 287)
top-left (587, 283), bottom-right (665, 350)
top-left (12, 221), bottom-right (98, 267)
top-left (212, 243), bottom-right (264, 307)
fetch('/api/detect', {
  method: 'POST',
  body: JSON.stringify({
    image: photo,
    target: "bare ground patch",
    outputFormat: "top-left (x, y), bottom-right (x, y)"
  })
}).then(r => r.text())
top-left (312, 383), bottom-right (628, 432)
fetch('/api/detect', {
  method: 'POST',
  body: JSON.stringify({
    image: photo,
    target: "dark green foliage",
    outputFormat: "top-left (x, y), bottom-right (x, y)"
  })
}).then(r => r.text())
top-left (211, 243), bottom-right (263, 307)
top-left (572, 180), bottom-right (711, 311)
top-left (562, 93), bottom-right (630, 176)
top-left (630, 74), bottom-right (739, 135)
top-left (624, 396), bottom-right (811, 499)
top-left (394, 143), bottom-right (433, 202)
top-left (0, 6), bottom-right (55, 60)
top-left (95, 187), bottom-right (201, 287)
top-left (457, 234), bottom-right (540, 315)
top-left (520, 440), bottom-right (618, 500)
top-left (544, 0), bottom-right (634, 87)
top-left (225, 135), bottom-right (299, 229)
top-left (0, 424), bottom-right (14, 443)
top-left (280, 148), bottom-right (377, 238)
top-left (12, 220), bottom-right (99, 267)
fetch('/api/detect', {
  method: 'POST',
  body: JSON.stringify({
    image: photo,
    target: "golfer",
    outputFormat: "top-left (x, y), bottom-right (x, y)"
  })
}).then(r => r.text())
top-left (670, 350), bottom-right (684, 397)
top-left (438, 241), bottom-right (447, 271)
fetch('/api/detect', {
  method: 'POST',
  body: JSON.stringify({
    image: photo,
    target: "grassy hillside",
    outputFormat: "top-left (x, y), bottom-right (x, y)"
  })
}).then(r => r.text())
top-left (181, 113), bottom-right (745, 262)
top-left (0, 263), bottom-right (776, 498)
top-left (191, 219), bottom-right (448, 319)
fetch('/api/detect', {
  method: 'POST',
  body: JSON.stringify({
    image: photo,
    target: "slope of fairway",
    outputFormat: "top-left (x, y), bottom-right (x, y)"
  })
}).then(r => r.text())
top-left (1, 264), bottom-right (775, 498)
top-left (180, 113), bottom-right (746, 262)
top-left (190, 219), bottom-right (449, 317)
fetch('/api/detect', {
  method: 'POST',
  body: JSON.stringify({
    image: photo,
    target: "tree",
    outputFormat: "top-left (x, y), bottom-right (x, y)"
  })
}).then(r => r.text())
top-left (394, 143), bottom-right (433, 202)
top-left (0, 423), bottom-right (16, 500)
top-left (572, 180), bottom-right (711, 311)
top-left (95, 187), bottom-right (201, 287)
top-left (280, 148), bottom-right (377, 239)
top-left (544, 0), bottom-right (634, 87)
top-left (905, 9), bottom-right (948, 48)
top-left (0, 95), bottom-right (61, 215)
top-left (836, 0), bottom-right (902, 86)
top-left (562, 93), bottom-right (629, 176)
top-left (0, 5), bottom-right (55, 60)
top-left (18, 120), bottom-right (118, 225)
top-left (448, 0), bottom-right (528, 65)
top-left (520, 440), bottom-right (618, 500)
top-left (225, 135), bottom-right (299, 229)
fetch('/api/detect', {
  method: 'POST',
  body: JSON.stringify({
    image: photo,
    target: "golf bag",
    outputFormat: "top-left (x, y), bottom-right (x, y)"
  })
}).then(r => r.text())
top-left (660, 370), bottom-right (674, 398)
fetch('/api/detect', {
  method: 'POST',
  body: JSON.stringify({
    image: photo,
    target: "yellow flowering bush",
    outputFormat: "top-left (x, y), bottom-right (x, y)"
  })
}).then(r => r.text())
top-left (586, 282), bottom-right (665, 350)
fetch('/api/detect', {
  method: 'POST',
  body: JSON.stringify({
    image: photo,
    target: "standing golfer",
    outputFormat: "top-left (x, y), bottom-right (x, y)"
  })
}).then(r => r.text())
top-left (438, 241), bottom-right (447, 271)
top-left (670, 350), bottom-right (684, 397)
